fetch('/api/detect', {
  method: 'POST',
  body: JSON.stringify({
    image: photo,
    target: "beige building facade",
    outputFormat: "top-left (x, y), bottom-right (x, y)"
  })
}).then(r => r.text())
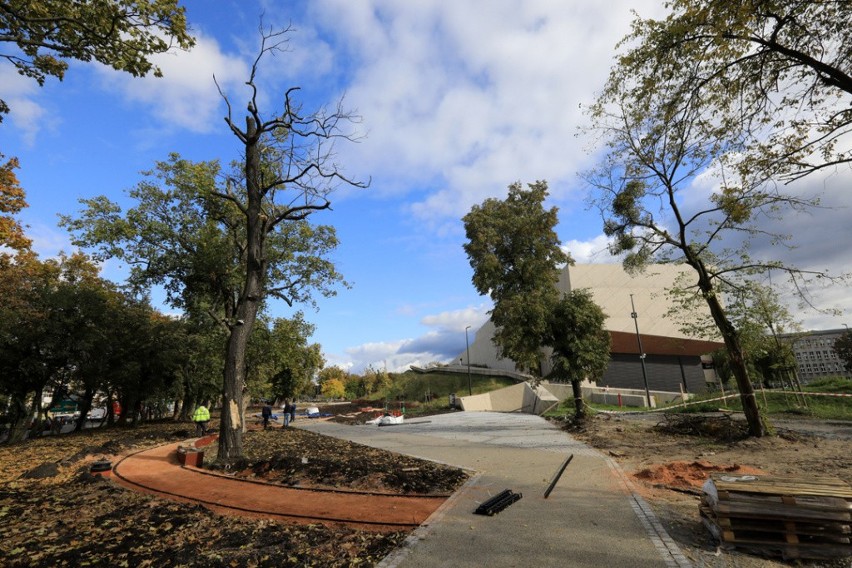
top-left (461, 263), bottom-right (723, 393)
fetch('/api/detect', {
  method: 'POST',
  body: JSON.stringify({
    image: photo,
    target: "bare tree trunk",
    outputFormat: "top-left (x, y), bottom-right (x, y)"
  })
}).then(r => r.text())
top-left (217, 115), bottom-right (265, 462)
top-left (692, 261), bottom-right (767, 437)
top-left (571, 379), bottom-right (585, 420)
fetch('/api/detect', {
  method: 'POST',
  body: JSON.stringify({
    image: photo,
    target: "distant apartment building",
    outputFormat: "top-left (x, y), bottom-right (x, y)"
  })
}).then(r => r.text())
top-left (779, 328), bottom-right (852, 383)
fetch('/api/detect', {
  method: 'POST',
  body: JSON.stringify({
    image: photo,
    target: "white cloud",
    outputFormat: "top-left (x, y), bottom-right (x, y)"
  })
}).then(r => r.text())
top-left (335, 303), bottom-right (492, 373)
top-left (95, 32), bottom-right (249, 133)
top-left (0, 66), bottom-right (50, 145)
top-left (343, 339), bottom-right (411, 373)
top-left (26, 222), bottom-right (73, 259)
top-left (420, 304), bottom-right (491, 332)
top-left (304, 0), bottom-right (665, 223)
top-left (563, 235), bottom-right (620, 264)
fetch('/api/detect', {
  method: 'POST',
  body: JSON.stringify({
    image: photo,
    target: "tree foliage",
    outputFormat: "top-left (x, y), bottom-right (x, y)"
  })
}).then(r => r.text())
top-left (318, 365), bottom-right (348, 385)
top-left (463, 181), bottom-right (571, 372)
top-left (619, 0), bottom-right (852, 184)
top-left (546, 290), bottom-right (611, 418)
top-left (0, 251), bottom-right (189, 440)
top-left (547, 289), bottom-right (611, 382)
top-left (668, 273), bottom-right (801, 388)
top-left (463, 182), bottom-right (611, 418)
top-left (320, 378), bottom-right (345, 400)
top-left (0, 0), bottom-right (194, 119)
top-left (0, 153), bottom-right (30, 253)
top-left (583, 3), bottom-right (852, 437)
top-left (63, 28), bottom-right (360, 461)
top-left (249, 313), bottom-right (323, 401)
top-left (834, 331), bottom-right (852, 373)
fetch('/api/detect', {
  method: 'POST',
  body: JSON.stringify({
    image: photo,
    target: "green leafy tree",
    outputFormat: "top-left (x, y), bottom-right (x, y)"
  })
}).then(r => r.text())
top-left (255, 314), bottom-right (324, 401)
top-left (343, 374), bottom-right (363, 400)
top-left (834, 331), bottom-right (852, 373)
top-left (109, 304), bottom-right (186, 426)
top-left (462, 181), bottom-right (571, 373)
top-left (318, 365), bottom-right (348, 385)
top-left (617, 1), bottom-right (852, 185)
top-left (320, 377), bottom-right (345, 400)
top-left (174, 317), bottom-right (224, 420)
top-left (546, 290), bottom-right (611, 419)
top-left (584, 8), bottom-right (847, 435)
top-left (357, 365), bottom-right (392, 397)
top-left (0, 251), bottom-right (184, 438)
top-left (0, 154), bottom-right (30, 252)
top-left (0, 252), bottom-right (64, 441)
top-left (667, 273), bottom-right (802, 390)
top-left (0, 0), bottom-right (194, 119)
top-left (63, 154), bottom-right (346, 454)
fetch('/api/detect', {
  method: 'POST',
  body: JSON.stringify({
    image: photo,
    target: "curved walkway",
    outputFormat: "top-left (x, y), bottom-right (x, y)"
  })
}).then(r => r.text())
top-left (111, 435), bottom-right (448, 530)
top-left (110, 413), bottom-right (692, 567)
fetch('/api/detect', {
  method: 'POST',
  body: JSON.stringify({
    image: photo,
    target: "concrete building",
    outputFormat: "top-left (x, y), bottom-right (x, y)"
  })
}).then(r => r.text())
top-left (461, 263), bottom-right (723, 394)
top-left (779, 329), bottom-right (852, 383)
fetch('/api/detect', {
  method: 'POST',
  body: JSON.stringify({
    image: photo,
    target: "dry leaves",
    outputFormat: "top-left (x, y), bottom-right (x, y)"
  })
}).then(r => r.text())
top-left (0, 420), bottom-right (459, 567)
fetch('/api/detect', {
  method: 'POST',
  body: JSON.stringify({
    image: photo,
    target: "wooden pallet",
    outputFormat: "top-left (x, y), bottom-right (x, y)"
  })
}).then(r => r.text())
top-left (701, 473), bottom-right (852, 560)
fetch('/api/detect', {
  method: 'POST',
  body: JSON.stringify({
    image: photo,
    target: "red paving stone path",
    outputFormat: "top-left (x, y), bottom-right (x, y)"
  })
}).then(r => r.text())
top-left (111, 435), bottom-right (449, 531)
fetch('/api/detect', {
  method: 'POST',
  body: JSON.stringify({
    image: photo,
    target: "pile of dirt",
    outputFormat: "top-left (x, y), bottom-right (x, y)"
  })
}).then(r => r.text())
top-left (210, 427), bottom-right (468, 495)
top-left (633, 460), bottom-right (765, 491)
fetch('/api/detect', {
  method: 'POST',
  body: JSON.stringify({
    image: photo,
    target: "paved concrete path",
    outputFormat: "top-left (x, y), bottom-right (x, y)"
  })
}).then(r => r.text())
top-left (300, 412), bottom-right (693, 568)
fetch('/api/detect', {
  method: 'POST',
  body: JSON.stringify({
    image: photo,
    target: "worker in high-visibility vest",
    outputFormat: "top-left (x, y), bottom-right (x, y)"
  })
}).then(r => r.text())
top-left (192, 404), bottom-right (211, 436)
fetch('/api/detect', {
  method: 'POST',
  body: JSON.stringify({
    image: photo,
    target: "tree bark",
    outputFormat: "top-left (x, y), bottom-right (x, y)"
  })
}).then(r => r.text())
top-left (217, 115), bottom-right (265, 462)
top-left (74, 386), bottom-right (95, 432)
top-left (571, 379), bottom-right (585, 420)
top-left (691, 260), bottom-right (767, 437)
top-left (7, 393), bottom-right (32, 444)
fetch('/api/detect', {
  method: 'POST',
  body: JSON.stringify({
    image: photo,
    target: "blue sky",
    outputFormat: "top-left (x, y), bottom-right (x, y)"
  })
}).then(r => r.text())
top-left (2, 1), bottom-right (851, 373)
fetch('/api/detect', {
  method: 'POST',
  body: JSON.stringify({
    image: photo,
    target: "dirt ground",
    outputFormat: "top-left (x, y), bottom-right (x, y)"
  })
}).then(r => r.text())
top-left (565, 412), bottom-right (852, 568)
top-left (1, 407), bottom-right (849, 567)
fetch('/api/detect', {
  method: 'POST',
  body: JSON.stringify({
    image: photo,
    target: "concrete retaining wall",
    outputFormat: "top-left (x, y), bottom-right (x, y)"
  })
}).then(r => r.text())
top-left (458, 382), bottom-right (559, 415)
top-left (457, 380), bottom-right (690, 414)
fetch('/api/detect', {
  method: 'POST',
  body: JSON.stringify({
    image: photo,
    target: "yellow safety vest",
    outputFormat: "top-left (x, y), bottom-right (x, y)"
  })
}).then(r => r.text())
top-left (192, 406), bottom-right (210, 422)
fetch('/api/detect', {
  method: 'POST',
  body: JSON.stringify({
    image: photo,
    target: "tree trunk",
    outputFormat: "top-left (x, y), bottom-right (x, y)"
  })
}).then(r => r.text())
top-left (571, 379), bottom-right (585, 420)
top-left (74, 386), bottom-right (95, 432)
top-left (7, 394), bottom-right (32, 444)
top-left (217, 115), bottom-right (265, 462)
top-left (692, 262), bottom-right (767, 437)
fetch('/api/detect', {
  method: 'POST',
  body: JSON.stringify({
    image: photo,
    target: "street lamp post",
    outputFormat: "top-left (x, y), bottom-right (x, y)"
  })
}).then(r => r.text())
top-left (465, 325), bottom-right (472, 396)
top-left (630, 294), bottom-right (652, 408)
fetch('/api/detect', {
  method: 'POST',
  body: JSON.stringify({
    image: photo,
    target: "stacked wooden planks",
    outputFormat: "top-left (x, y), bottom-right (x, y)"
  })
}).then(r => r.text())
top-left (700, 473), bottom-right (852, 560)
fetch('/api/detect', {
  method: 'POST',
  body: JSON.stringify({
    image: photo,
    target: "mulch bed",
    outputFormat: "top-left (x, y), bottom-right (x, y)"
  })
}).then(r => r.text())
top-left (0, 417), bottom-right (467, 567)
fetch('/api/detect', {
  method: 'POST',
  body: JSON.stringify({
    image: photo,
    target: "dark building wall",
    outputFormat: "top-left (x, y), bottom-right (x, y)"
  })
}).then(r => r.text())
top-left (599, 353), bottom-right (708, 393)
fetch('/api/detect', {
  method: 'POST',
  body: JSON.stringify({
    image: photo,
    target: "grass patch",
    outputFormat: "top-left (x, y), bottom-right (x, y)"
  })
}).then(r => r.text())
top-left (544, 378), bottom-right (852, 422)
top-left (376, 371), bottom-right (517, 404)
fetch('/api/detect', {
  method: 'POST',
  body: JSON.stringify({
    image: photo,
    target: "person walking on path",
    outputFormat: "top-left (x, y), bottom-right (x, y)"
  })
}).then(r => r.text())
top-left (261, 402), bottom-right (273, 429)
top-left (192, 404), bottom-right (210, 437)
top-left (289, 401), bottom-right (297, 425)
top-left (282, 400), bottom-right (291, 428)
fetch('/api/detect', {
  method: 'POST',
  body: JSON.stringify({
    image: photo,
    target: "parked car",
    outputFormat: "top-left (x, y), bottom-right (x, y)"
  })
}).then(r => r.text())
top-left (87, 408), bottom-right (107, 420)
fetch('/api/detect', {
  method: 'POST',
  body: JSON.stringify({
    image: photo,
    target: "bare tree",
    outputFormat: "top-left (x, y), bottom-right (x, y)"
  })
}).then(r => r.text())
top-left (212, 26), bottom-right (365, 461)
